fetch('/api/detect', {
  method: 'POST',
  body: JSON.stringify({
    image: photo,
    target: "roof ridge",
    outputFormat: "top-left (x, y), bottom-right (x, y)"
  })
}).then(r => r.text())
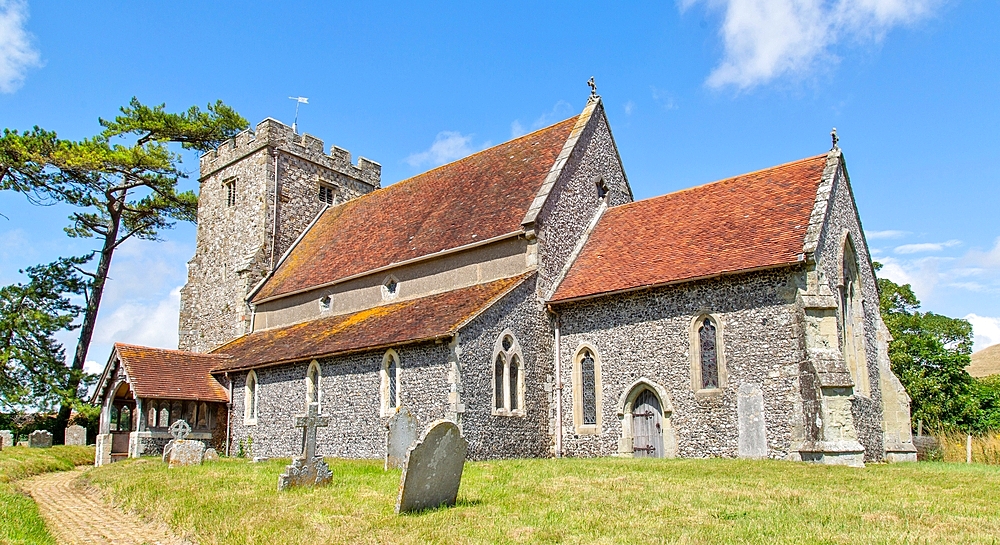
top-left (609, 153), bottom-right (828, 214)
top-left (115, 342), bottom-right (231, 358)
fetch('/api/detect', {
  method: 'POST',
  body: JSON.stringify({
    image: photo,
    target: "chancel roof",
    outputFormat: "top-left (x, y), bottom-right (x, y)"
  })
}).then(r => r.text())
top-left (550, 154), bottom-right (831, 303)
top-left (215, 273), bottom-right (532, 372)
top-left (113, 343), bottom-right (230, 403)
top-left (251, 117), bottom-right (578, 303)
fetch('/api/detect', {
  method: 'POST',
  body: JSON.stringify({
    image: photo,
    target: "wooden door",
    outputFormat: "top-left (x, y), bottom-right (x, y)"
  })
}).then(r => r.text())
top-left (632, 390), bottom-right (664, 458)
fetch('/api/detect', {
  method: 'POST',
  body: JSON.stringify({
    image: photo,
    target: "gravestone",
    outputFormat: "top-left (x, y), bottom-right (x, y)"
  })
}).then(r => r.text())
top-left (203, 448), bottom-right (220, 462)
top-left (737, 383), bottom-right (767, 459)
top-left (385, 407), bottom-right (418, 470)
top-left (395, 419), bottom-right (467, 514)
top-left (278, 403), bottom-right (332, 491)
top-left (163, 419), bottom-right (206, 467)
top-left (0, 430), bottom-right (12, 449)
top-left (29, 430), bottom-right (53, 448)
top-left (64, 425), bottom-right (86, 446)
top-left (17, 441), bottom-right (28, 447)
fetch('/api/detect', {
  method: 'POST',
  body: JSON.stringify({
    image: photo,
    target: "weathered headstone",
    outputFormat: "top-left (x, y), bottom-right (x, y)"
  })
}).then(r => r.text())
top-left (737, 383), bottom-right (767, 459)
top-left (203, 448), bottom-right (220, 462)
top-left (385, 407), bottom-right (418, 470)
top-left (64, 425), bottom-right (86, 446)
top-left (163, 419), bottom-right (206, 467)
top-left (278, 403), bottom-right (332, 491)
top-left (17, 441), bottom-right (28, 447)
top-left (0, 430), bottom-right (13, 449)
top-left (28, 430), bottom-right (53, 448)
top-left (395, 419), bottom-right (468, 514)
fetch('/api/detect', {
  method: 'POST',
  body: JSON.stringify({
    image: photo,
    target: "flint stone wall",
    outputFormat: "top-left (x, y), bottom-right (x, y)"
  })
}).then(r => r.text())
top-left (813, 157), bottom-right (887, 462)
top-left (229, 342), bottom-right (451, 459)
top-left (556, 268), bottom-right (805, 459)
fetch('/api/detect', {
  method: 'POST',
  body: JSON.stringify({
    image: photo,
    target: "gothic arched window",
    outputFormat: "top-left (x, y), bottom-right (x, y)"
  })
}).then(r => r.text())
top-left (306, 360), bottom-right (321, 409)
top-left (159, 405), bottom-right (169, 428)
top-left (690, 314), bottom-right (727, 394)
top-left (381, 350), bottom-right (401, 416)
top-left (840, 238), bottom-right (871, 396)
top-left (492, 332), bottom-right (525, 415)
top-left (572, 345), bottom-right (602, 433)
top-left (699, 318), bottom-right (719, 389)
top-left (244, 370), bottom-right (258, 425)
top-left (580, 350), bottom-right (597, 425)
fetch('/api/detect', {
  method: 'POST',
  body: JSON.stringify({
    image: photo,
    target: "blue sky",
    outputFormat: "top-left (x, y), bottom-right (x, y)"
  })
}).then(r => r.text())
top-left (1, 0), bottom-right (998, 375)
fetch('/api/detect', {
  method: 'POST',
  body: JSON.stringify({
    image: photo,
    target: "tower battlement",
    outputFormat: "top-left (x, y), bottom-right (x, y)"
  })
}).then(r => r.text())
top-left (200, 118), bottom-right (381, 188)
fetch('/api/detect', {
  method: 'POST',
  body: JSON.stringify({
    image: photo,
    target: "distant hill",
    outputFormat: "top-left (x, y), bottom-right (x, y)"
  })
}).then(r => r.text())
top-left (968, 344), bottom-right (1000, 378)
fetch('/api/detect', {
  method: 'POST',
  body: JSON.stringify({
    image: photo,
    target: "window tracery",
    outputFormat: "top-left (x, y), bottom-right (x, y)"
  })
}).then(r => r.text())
top-left (492, 332), bottom-right (524, 415)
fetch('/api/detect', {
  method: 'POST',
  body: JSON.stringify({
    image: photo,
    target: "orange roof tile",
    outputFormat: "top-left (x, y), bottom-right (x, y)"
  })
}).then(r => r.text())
top-left (550, 154), bottom-right (829, 303)
top-left (216, 274), bottom-right (532, 372)
top-left (252, 118), bottom-right (577, 302)
top-left (115, 343), bottom-right (230, 402)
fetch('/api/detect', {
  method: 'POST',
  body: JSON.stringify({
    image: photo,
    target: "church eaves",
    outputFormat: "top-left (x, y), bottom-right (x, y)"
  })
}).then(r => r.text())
top-left (214, 273), bottom-right (533, 372)
top-left (251, 116), bottom-right (580, 303)
top-left (549, 154), bottom-right (829, 304)
top-left (96, 343), bottom-right (231, 403)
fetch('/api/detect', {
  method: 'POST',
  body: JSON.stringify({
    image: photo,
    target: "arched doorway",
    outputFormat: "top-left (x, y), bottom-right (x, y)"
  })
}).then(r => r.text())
top-left (105, 381), bottom-right (136, 462)
top-left (617, 380), bottom-right (677, 458)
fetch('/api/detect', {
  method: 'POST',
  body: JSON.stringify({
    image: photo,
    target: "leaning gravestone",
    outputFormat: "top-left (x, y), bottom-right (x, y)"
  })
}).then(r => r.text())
top-left (0, 430), bottom-right (13, 449)
top-left (64, 424), bottom-right (87, 446)
top-left (278, 403), bottom-right (332, 491)
top-left (385, 407), bottom-right (418, 470)
top-left (395, 419), bottom-right (468, 514)
top-left (163, 420), bottom-right (206, 468)
top-left (29, 430), bottom-right (53, 448)
top-left (737, 383), bottom-right (767, 459)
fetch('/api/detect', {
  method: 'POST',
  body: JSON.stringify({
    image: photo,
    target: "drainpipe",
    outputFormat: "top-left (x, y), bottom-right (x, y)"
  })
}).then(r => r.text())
top-left (270, 149), bottom-right (280, 270)
top-left (553, 308), bottom-right (563, 458)
top-left (225, 372), bottom-right (232, 457)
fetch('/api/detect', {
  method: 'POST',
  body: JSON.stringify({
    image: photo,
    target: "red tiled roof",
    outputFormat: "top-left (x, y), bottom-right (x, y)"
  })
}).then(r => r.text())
top-left (215, 274), bottom-right (532, 372)
top-left (252, 117), bottom-right (578, 302)
top-left (550, 154), bottom-right (829, 303)
top-left (115, 343), bottom-right (230, 402)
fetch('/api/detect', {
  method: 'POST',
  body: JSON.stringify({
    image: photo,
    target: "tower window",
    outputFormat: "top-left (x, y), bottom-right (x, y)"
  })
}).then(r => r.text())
top-left (224, 179), bottom-right (237, 207)
top-left (319, 183), bottom-right (336, 205)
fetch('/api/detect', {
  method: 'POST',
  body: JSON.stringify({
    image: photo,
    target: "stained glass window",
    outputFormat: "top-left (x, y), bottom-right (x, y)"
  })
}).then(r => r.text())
top-left (700, 318), bottom-right (719, 389)
top-left (581, 350), bottom-right (597, 425)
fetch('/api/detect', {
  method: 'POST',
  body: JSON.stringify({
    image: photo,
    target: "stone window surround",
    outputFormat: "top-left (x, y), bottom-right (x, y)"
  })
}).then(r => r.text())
top-left (224, 177), bottom-right (237, 208)
top-left (380, 349), bottom-right (401, 417)
top-left (244, 370), bottom-right (258, 425)
top-left (305, 359), bottom-right (321, 410)
top-left (837, 232), bottom-right (871, 398)
top-left (491, 329), bottom-right (526, 417)
top-left (381, 274), bottom-right (400, 301)
top-left (615, 379), bottom-right (676, 457)
top-left (571, 342), bottom-right (603, 435)
top-left (318, 294), bottom-right (333, 313)
top-left (689, 313), bottom-right (727, 399)
top-left (318, 181), bottom-right (337, 205)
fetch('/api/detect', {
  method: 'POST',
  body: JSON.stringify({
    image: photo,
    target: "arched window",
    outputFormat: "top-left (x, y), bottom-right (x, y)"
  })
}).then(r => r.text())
top-left (690, 314), bottom-right (727, 394)
top-left (244, 370), bottom-right (258, 425)
top-left (840, 238), bottom-right (871, 396)
top-left (306, 360), bottom-right (321, 409)
top-left (148, 406), bottom-right (157, 428)
top-left (120, 406), bottom-right (132, 432)
top-left (381, 350), bottom-right (401, 416)
top-left (159, 405), bottom-right (169, 428)
top-left (110, 405), bottom-right (119, 431)
top-left (492, 331), bottom-right (525, 415)
top-left (198, 402), bottom-right (208, 429)
top-left (572, 345), bottom-right (602, 433)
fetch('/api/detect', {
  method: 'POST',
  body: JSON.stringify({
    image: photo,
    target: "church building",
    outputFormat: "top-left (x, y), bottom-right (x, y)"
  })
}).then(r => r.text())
top-left (92, 92), bottom-right (917, 467)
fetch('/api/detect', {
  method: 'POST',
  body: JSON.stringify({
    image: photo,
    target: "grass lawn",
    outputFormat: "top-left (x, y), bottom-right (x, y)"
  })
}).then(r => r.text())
top-left (0, 445), bottom-right (94, 545)
top-left (84, 456), bottom-right (1000, 545)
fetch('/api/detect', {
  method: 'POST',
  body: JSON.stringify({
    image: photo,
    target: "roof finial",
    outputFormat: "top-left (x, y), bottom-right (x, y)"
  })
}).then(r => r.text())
top-left (587, 76), bottom-right (600, 102)
top-left (831, 127), bottom-right (839, 150)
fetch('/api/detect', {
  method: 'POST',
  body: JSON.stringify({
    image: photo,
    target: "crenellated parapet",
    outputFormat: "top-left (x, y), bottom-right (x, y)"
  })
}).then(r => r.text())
top-left (200, 118), bottom-right (381, 188)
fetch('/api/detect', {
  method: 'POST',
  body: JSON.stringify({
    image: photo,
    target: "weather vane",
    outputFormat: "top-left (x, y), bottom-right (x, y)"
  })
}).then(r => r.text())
top-left (831, 127), bottom-right (839, 150)
top-left (289, 96), bottom-right (309, 133)
top-left (587, 76), bottom-right (599, 102)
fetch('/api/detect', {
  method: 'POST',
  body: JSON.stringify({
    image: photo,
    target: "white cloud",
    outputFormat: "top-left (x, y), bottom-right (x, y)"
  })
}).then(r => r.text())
top-left (510, 120), bottom-right (526, 139)
top-left (405, 131), bottom-right (489, 168)
top-left (866, 229), bottom-right (909, 240)
top-left (965, 314), bottom-right (1000, 353)
top-left (0, 0), bottom-right (40, 93)
top-left (92, 286), bottom-right (181, 349)
top-left (681, 0), bottom-right (938, 89)
top-left (650, 86), bottom-right (678, 110)
top-left (894, 239), bottom-right (961, 254)
top-left (624, 101), bottom-right (636, 115)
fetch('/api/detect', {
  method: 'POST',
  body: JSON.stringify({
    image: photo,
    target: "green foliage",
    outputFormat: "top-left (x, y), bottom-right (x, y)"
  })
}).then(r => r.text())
top-left (0, 98), bottom-right (247, 429)
top-left (236, 436), bottom-right (253, 458)
top-left (875, 262), bottom-right (999, 433)
top-left (0, 257), bottom-right (90, 411)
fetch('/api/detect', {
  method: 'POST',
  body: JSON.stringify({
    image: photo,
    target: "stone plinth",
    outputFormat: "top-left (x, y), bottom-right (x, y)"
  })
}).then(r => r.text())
top-left (278, 456), bottom-right (333, 491)
top-left (396, 420), bottom-right (468, 514)
top-left (29, 430), bottom-right (53, 448)
top-left (94, 434), bottom-right (112, 466)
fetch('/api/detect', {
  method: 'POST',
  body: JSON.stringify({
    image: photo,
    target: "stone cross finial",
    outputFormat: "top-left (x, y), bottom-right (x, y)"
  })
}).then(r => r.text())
top-left (294, 402), bottom-right (330, 460)
top-left (588, 76), bottom-right (599, 102)
top-left (169, 419), bottom-right (191, 440)
top-left (831, 127), bottom-right (839, 150)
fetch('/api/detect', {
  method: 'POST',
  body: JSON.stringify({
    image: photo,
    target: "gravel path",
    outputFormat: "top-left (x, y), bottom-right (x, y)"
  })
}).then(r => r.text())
top-left (19, 468), bottom-right (192, 545)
